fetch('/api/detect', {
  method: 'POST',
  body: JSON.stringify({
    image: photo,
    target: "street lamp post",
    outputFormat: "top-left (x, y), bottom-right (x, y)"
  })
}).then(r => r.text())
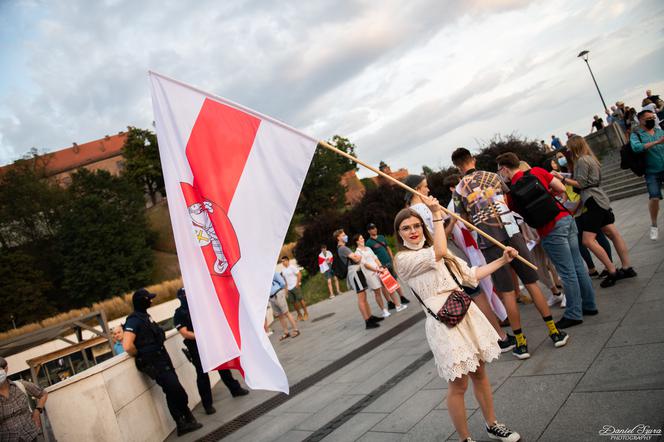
top-left (578, 50), bottom-right (609, 114)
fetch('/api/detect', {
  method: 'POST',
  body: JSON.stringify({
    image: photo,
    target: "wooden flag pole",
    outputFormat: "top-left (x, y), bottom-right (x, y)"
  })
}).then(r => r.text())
top-left (317, 140), bottom-right (538, 271)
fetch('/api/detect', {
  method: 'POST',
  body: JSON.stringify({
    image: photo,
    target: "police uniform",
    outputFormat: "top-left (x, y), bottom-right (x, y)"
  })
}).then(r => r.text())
top-left (173, 288), bottom-right (247, 414)
top-left (124, 289), bottom-right (201, 435)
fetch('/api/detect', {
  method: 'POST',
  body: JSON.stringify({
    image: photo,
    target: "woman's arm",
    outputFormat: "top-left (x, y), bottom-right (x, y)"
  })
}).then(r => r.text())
top-left (427, 198), bottom-right (448, 261)
top-left (475, 247), bottom-right (518, 280)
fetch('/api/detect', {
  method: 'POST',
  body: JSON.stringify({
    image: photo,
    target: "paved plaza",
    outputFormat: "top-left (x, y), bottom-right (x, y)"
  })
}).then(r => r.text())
top-left (168, 193), bottom-right (664, 442)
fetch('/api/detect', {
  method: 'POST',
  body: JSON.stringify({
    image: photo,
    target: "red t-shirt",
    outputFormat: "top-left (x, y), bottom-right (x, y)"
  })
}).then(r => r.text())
top-left (507, 167), bottom-right (569, 238)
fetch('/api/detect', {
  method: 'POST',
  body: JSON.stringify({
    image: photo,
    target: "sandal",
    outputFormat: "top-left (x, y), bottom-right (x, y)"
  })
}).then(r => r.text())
top-left (290, 330), bottom-right (300, 338)
top-left (279, 333), bottom-right (290, 341)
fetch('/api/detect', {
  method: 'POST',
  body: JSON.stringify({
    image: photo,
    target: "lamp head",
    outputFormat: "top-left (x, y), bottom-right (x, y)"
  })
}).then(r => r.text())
top-left (578, 50), bottom-right (589, 61)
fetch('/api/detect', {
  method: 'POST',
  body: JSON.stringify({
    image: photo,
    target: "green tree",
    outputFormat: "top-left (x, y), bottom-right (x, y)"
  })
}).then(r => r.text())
top-left (121, 126), bottom-right (164, 205)
top-left (0, 250), bottom-right (56, 331)
top-left (422, 165), bottom-right (434, 176)
top-left (0, 150), bottom-right (65, 247)
top-left (474, 134), bottom-right (549, 172)
top-left (293, 135), bottom-right (358, 222)
top-left (58, 169), bottom-right (155, 307)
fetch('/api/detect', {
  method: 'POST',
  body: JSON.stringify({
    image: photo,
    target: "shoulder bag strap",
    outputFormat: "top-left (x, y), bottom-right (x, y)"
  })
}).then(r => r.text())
top-left (409, 287), bottom-right (441, 321)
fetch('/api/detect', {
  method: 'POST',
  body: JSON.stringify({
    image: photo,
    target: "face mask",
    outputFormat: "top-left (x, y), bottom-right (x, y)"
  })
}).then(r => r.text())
top-left (645, 119), bottom-right (656, 130)
top-left (341, 235), bottom-right (348, 243)
top-left (404, 238), bottom-right (426, 250)
top-left (558, 157), bottom-right (567, 167)
top-left (0, 369), bottom-right (7, 384)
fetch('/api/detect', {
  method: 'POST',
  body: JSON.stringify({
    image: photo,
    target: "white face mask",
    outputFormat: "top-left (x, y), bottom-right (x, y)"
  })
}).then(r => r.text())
top-left (0, 369), bottom-right (7, 384)
top-left (403, 238), bottom-right (426, 250)
top-left (341, 234), bottom-right (349, 243)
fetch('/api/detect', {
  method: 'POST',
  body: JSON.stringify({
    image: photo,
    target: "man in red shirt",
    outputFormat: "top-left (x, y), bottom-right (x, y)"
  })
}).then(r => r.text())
top-left (496, 152), bottom-right (597, 329)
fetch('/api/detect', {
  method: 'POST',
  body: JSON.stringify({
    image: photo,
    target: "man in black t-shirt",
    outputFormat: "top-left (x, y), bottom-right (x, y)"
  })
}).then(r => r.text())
top-left (591, 115), bottom-right (604, 132)
top-left (173, 288), bottom-right (248, 415)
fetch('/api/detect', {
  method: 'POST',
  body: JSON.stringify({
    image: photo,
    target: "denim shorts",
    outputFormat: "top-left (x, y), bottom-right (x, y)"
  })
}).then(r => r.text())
top-left (645, 171), bottom-right (664, 200)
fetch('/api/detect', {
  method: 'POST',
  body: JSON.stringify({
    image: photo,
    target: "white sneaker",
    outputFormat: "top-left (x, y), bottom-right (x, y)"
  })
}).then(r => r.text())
top-left (382, 309), bottom-right (391, 318)
top-left (650, 226), bottom-right (659, 241)
top-left (547, 293), bottom-right (564, 307)
top-left (560, 294), bottom-right (567, 308)
top-left (395, 304), bottom-right (408, 312)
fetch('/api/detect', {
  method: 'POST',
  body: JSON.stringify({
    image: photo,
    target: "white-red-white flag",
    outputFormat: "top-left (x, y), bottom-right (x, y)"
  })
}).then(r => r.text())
top-left (149, 71), bottom-right (317, 393)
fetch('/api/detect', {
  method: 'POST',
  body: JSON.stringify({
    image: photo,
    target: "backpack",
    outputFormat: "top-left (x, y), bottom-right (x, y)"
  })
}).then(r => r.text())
top-left (509, 171), bottom-right (563, 228)
top-left (620, 132), bottom-right (646, 177)
top-left (332, 247), bottom-right (348, 279)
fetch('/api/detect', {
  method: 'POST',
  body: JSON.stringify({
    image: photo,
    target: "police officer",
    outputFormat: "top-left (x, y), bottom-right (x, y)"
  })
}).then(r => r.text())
top-left (173, 288), bottom-right (249, 415)
top-left (123, 288), bottom-right (203, 437)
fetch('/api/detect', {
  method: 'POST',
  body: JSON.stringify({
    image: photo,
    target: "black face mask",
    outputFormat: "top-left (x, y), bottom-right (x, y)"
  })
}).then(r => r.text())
top-left (645, 119), bottom-right (656, 130)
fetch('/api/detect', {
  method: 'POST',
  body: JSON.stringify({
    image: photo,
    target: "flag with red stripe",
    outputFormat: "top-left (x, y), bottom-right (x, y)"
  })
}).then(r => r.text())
top-left (149, 72), bottom-right (317, 393)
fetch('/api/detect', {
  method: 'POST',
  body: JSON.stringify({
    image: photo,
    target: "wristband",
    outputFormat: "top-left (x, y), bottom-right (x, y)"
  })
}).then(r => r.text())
top-left (432, 218), bottom-right (444, 222)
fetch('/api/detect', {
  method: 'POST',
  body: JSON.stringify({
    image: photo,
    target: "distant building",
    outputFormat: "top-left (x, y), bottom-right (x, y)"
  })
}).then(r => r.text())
top-left (0, 132), bottom-right (128, 186)
top-left (372, 162), bottom-right (409, 187)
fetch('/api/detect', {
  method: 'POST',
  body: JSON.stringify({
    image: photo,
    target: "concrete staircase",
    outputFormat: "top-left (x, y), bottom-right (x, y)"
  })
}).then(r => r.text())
top-left (600, 153), bottom-right (648, 201)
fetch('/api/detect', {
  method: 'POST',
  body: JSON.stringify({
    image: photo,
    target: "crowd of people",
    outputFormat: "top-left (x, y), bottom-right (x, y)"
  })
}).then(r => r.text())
top-left (4, 88), bottom-right (662, 442)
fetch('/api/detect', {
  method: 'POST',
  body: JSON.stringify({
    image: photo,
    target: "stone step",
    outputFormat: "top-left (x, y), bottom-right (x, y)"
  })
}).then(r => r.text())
top-left (602, 172), bottom-right (644, 187)
top-left (608, 186), bottom-right (648, 201)
top-left (603, 179), bottom-right (646, 194)
top-left (601, 168), bottom-right (634, 181)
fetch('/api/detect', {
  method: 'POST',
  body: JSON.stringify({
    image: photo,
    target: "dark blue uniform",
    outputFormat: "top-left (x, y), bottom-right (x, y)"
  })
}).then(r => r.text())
top-left (173, 305), bottom-right (244, 410)
top-left (124, 311), bottom-right (191, 423)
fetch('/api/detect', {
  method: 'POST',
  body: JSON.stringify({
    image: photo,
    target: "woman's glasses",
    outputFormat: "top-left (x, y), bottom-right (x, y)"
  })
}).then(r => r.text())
top-left (400, 223), bottom-right (423, 233)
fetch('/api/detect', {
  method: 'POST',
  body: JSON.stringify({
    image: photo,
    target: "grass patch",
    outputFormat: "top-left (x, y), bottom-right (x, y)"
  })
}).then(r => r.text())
top-left (300, 272), bottom-right (347, 306)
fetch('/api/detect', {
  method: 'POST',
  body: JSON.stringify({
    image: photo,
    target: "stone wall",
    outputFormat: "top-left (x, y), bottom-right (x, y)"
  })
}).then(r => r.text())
top-left (44, 329), bottom-right (213, 442)
top-left (585, 122), bottom-right (627, 159)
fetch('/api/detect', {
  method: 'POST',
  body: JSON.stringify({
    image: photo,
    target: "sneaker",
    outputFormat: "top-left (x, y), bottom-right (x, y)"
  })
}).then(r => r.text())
top-left (231, 387), bottom-right (249, 397)
top-left (265, 330), bottom-right (274, 337)
top-left (368, 315), bottom-right (384, 322)
top-left (329, 294), bottom-right (336, 299)
top-left (600, 272), bottom-right (618, 288)
top-left (550, 330), bottom-right (569, 348)
top-left (617, 267), bottom-right (637, 279)
top-left (381, 309), bottom-right (391, 318)
top-left (365, 320), bottom-right (380, 329)
top-left (512, 344), bottom-right (530, 360)
top-left (650, 226), bottom-right (659, 241)
top-left (598, 269), bottom-right (609, 278)
top-left (400, 296), bottom-right (411, 304)
top-left (395, 304), bottom-right (408, 312)
top-left (498, 334), bottom-right (516, 353)
top-left (555, 317), bottom-right (583, 329)
top-left (582, 309), bottom-right (599, 316)
top-left (486, 422), bottom-right (520, 442)
top-left (588, 269), bottom-right (599, 278)
top-left (560, 295), bottom-right (566, 308)
top-left (387, 301), bottom-right (396, 310)
top-left (547, 293), bottom-right (564, 307)
top-left (463, 439), bottom-right (477, 442)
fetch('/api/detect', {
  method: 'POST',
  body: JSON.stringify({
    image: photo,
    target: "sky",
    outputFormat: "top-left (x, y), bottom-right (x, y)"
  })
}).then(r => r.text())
top-left (1, 0), bottom-right (663, 177)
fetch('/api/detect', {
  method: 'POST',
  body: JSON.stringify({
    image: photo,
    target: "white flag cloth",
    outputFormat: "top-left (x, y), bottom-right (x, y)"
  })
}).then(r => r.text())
top-left (149, 71), bottom-right (317, 393)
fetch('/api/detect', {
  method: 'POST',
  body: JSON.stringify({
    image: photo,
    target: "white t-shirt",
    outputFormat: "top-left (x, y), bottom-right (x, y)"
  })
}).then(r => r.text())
top-left (281, 264), bottom-right (299, 290)
top-left (318, 250), bottom-right (333, 273)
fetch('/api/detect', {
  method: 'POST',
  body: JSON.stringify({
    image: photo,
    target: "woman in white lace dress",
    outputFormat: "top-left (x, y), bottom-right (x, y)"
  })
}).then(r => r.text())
top-left (394, 202), bottom-right (520, 442)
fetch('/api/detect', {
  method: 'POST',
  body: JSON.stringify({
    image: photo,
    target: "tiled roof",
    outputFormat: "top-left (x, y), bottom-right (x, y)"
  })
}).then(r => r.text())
top-left (0, 132), bottom-right (127, 176)
top-left (43, 132), bottom-right (127, 175)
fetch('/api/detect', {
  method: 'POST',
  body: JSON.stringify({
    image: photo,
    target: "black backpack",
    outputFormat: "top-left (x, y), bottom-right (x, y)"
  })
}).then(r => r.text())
top-left (332, 246), bottom-right (348, 279)
top-left (509, 171), bottom-right (563, 228)
top-left (620, 132), bottom-right (646, 177)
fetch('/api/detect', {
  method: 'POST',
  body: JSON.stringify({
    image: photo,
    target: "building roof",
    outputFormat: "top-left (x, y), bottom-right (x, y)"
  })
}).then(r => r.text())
top-left (43, 132), bottom-right (127, 176)
top-left (0, 132), bottom-right (128, 177)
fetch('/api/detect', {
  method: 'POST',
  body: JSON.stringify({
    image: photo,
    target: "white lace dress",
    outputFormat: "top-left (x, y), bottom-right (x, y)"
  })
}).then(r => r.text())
top-left (395, 247), bottom-right (501, 381)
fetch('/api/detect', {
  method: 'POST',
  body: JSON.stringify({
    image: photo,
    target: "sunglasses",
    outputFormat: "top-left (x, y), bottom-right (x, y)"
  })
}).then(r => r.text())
top-left (400, 223), bottom-right (423, 233)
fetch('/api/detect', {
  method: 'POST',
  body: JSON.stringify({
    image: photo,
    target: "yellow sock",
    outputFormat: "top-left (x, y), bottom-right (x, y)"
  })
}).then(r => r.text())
top-left (513, 329), bottom-right (527, 347)
top-left (544, 316), bottom-right (558, 335)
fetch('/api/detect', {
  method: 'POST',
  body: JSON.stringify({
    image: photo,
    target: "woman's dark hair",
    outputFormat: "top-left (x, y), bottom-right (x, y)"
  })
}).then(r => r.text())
top-left (351, 233), bottom-right (363, 246)
top-left (393, 208), bottom-right (461, 276)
